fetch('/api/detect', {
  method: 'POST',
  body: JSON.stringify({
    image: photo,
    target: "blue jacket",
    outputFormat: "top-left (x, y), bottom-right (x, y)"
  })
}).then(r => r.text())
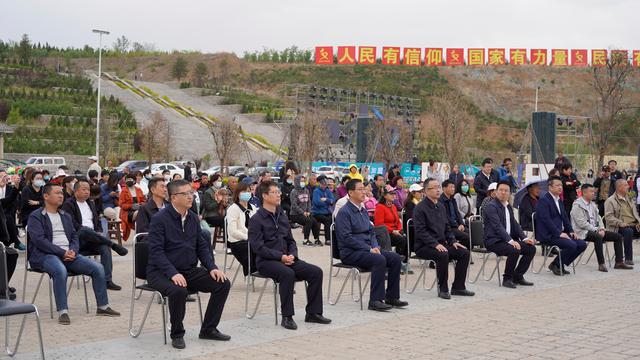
top-left (335, 201), bottom-right (379, 260)
top-left (100, 183), bottom-right (119, 209)
top-left (312, 187), bottom-right (334, 216)
top-left (535, 192), bottom-right (573, 243)
top-left (27, 208), bottom-right (80, 269)
top-left (483, 198), bottom-right (526, 247)
top-left (147, 205), bottom-right (217, 279)
top-left (248, 206), bottom-right (298, 267)
top-left (497, 166), bottom-right (518, 190)
top-left (439, 193), bottom-right (463, 228)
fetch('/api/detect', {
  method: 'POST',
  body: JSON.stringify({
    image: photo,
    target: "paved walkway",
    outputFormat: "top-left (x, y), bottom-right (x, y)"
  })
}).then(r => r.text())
top-left (5, 230), bottom-right (639, 359)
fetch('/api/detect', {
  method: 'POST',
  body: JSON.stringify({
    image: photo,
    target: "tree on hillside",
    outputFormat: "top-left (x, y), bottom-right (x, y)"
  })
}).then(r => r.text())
top-left (294, 109), bottom-right (328, 174)
top-left (428, 91), bottom-right (475, 167)
top-left (208, 119), bottom-right (241, 176)
top-left (140, 112), bottom-right (174, 165)
top-left (113, 36), bottom-right (130, 53)
top-left (590, 51), bottom-right (635, 168)
top-left (193, 62), bottom-right (208, 87)
top-left (171, 57), bottom-right (189, 82)
top-left (17, 34), bottom-right (31, 64)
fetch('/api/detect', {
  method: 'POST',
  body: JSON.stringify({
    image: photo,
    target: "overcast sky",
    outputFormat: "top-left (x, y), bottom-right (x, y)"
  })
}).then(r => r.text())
top-left (2, 0), bottom-right (639, 54)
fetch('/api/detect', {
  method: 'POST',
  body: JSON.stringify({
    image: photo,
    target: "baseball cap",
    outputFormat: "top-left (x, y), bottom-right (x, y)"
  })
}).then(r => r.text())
top-left (487, 182), bottom-right (498, 191)
top-left (88, 156), bottom-right (98, 161)
top-left (241, 176), bottom-right (256, 185)
top-left (409, 183), bottom-right (424, 192)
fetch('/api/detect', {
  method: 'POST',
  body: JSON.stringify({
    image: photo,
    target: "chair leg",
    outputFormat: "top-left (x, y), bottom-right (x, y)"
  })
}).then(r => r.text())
top-left (161, 296), bottom-right (167, 345)
top-left (48, 279), bottom-right (53, 320)
top-left (357, 272), bottom-right (364, 310)
top-left (245, 278), bottom-right (269, 319)
top-left (196, 293), bottom-right (203, 325)
top-left (5, 308), bottom-right (46, 359)
top-left (329, 269), bottom-right (352, 305)
top-left (407, 261), bottom-right (428, 294)
top-left (273, 282), bottom-right (279, 325)
top-left (82, 277), bottom-right (89, 314)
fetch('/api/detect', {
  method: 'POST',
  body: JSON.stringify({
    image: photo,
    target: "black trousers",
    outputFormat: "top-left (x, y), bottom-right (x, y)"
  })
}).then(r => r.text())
top-left (1, 245), bottom-right (17, 285)
top-left (147, 267), bottom-right (230, 339)
top-left (5, 212), bottom-right (19, 246)
top-left (415, 245), bottom-right (469, 293)
top-left (388, 232), bottom-right (408, 262)
top-left (341, 250), bottom-right (402, 302)
top-left (289, 214), bottom-right (320, 241)
top-left (256, 259), bottom-right (323, 317)
top-left (584, 230), bottom-right (623, 264)
top-left (205, 216), bottom-right (225, 228)
top-left (486, 241), bottom-right (536, 281)
top-left (452, 227), bottom-right (471, 248)
top-left (228, 240), bottom-right (255, 276)
top-left (313, 214), bottom-right (333, 242)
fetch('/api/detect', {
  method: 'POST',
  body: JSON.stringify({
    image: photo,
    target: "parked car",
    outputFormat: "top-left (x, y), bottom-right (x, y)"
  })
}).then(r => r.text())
top-left (316, 165), bottom-right (346, 181)
top-left (202, 166), bottom-right (221, 177)
top-left (25, 156), bottom-right (66, 173)
top-left (116, 160), bottom-right (149, 173)
top-left (143, 163), bottom-right (185, 178)
top-left (227, 166), bottom-right (247, 176)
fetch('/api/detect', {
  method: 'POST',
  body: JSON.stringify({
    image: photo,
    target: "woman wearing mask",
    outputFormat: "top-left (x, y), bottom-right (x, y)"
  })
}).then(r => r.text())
top-left (289, 175), bottom-right (321, 246)
top-left (209, 174), bottom-right (223, 190)
top-left (225, 182), bottom-right (257, 276)
top-left (139, 169), bottom-right (152, 196)
top-left (281, 174), bottom-right (295, 217)
top-left (61, 176), bottom-right (77, 203)
top-left (162, 170), bottom-right (171, 183)
top-left (101, 171), bottom-right (121, 221)
top-left (19, 171), bottom-right (45, 226)
top-left (118, 174), bottom-right (146, 241)
top-left (454, 179), bottom-right (475, 220)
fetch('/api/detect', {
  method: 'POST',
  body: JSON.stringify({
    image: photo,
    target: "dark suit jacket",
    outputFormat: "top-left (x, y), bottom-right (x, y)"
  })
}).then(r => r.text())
top-left (518, 194), bottom-right (537, 232)
top-left (61, 197), bottom-right (103, 233)
top-left (473, 170), bottom-right (499, 208)
top-left (483, 198), bottom-right (526, 247)
top-left (0, 185), bottom-right (18, 215)
top-left (535, 192), bottom-right (573, 243)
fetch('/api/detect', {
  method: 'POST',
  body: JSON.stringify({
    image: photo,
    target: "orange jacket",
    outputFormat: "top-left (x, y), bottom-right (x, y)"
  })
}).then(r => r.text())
top-left (374, 202), bottom-right (402, 233)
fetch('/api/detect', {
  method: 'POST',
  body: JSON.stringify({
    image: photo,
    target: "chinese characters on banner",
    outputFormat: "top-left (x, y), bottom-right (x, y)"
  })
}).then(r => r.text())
top-left (315, 46), bottom-right (638, 67)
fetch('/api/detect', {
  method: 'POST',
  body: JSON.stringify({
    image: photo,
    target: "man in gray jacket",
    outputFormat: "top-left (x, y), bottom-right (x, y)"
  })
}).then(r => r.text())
top-left (289, 175), bottom-right (321, 246)
top-left (571, 184), bottom-right (631, 272)
top-left (604, 179), bottom-right (640, 266)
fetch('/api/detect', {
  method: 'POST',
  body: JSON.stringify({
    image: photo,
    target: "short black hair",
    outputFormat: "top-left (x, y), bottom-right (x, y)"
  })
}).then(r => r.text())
top-left (162, 169), bottom-right (170, 175)
top-left (167, 179), bottom-right (190, 196)
top-left (346, 178), bottom-right (362, 192)
top-left (424, 177), bottom-right (438, 188)
top-left (373, 174), bottom-right (384, 181)
top-left (496, 180), bottom-right (512, 190)
top-left (548, 175), bottom-right (563, 186)
top-left (561, 163), bottom-right (573, 171)
top-left (503, 158), bottom-right (512, 164)
top-left (100, 169), bottom-right (109, 177)
top-left (608, 159), bottom-right (617, 165)
top-left (88, 170), bottom-right (98, 179)
top-left (481, 158), bottom-right (493, 167)
top-left (142, 169), bottom-right (151, 176)
top-left (581, 183), bottom-right (594, 191)
top-left (43, 182), bottom-right (60, 195)
top-left (62, 176), bottom-right (76, 187)
top-left (31, 171), bottom-right (43, 180)
top-left (341, 175), bottom-right (350, 184)
top-left (74, 178), bottom-right (91, 191)
top-left (258, 180), bottom-right (278, 200)
top-left (148, 177), bottom-right (164, 191)
top-left (442, 179), bottom-right (455, 189)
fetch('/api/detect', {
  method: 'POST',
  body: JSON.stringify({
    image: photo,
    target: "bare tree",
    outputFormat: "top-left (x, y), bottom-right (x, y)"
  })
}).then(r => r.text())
top-left (208, 119), bottom-right (241, 176)
top-left (294, 109), bottom-right (328, 175)
top-left (140, 112), bottom-right (173, 166)
top-left (590, 52), bottom-right (635, 167)
top-left (367, 117), bottom-right (413, 169)
top-left (113, 35), bottom-right (130, 53)
top-left (427, 92), bottom-right (475, 167)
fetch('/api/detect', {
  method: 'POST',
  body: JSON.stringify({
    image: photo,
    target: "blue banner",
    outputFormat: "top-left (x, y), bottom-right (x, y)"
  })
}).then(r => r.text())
top-left (400, 163), bottom-right (421, 185)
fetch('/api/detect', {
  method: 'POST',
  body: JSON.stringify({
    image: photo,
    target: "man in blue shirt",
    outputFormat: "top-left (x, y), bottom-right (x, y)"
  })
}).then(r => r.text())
top-left (312, 175), bottom-right (334, 245)
top-left (335, 179), bottom-right (408, 311)
top-left (147, 180), bottom-right (231, 349)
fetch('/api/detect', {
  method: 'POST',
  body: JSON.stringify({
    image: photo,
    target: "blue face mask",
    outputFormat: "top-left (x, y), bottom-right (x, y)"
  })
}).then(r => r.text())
top-left (43, 175), bottom-right (50, 181)
top-left (461, 185), bottom-right (469, 193)
top-left (239, 192), bottom-right (252, 202)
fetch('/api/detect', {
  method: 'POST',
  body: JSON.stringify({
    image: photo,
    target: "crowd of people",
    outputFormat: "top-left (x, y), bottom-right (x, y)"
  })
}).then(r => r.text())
top-left (2, 155), bottom-right (639, 350)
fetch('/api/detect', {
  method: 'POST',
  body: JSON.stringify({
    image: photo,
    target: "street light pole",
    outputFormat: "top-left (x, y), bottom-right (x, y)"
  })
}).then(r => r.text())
top-left (92, 29), bottom-right (109, 161)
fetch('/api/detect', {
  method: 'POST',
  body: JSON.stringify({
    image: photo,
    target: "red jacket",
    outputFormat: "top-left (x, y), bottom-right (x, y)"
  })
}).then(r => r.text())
top-left (374, 202), bottom-right (402, 233)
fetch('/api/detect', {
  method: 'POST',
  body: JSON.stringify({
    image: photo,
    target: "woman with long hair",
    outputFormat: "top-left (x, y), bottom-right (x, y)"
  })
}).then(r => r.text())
top-left (225, 182), bottom-right (257, 276)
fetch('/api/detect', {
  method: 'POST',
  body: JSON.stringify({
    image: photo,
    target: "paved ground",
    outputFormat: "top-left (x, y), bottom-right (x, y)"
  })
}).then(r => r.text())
top-left (5, 229), bottom-right (640, 359)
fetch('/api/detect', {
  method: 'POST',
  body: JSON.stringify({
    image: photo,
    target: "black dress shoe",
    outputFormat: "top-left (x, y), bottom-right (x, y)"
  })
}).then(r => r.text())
top-left (186, 294), bottom-right (196, 302)
top-left (385, 298), bottom-right (409, 308)
top-left (515, 278), bottom-right (534, 286)
top-left (106, 281), bottom-right (122, 291)
top-left (548, 263), bottom-right (562, 276)
top-left (368, 300), bottom-right (392, 311)
top-left (199, 329), bottom-right (231, 341)
top-left (502, 279), bottom-right (517, 289)
top-left (451, 289), bottom-right (475, 296)
top-left (281, 316), bottom-right (298, 330)
top-left (112, 243), bottom-right (128, 256)
top-left (305, 313), bottom-right (332, 324)
top-left (437, 290), bottom-right (451, 300)
top-left (172, 337), bottom-right (185, 349)
top-left (561, 267), bottom-right (571, 275)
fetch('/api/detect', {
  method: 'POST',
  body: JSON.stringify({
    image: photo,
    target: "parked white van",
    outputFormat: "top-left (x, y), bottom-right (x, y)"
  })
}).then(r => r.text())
top-left (25, 156), bottom-right (66, 173)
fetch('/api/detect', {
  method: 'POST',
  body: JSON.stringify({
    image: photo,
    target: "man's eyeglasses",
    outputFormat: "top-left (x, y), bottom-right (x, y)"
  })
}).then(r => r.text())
top-left (174, 191), bottom-right (195, 197)
top-left (268, 190), bottom-right (282, 195)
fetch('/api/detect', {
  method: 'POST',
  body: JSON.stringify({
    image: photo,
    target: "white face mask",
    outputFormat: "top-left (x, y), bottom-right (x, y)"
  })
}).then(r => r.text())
top-left (214, 181), bottom-right (223, 188)
top-left (299, 182), bottom-right (306, 188)
top-left (164, 175), bottom-right (171, 181)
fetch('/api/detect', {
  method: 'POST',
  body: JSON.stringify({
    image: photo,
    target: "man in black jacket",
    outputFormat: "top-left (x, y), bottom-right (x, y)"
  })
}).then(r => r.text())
top-left (440, 180), bottom-right (470, 248)
top-left (147, 179), bottom-right (231, 349)
top-left (0, 170), bottom-right (23, 250)
top-left (61, 179), bottom-right (127, 290)
top-left (413, 178), bottom-right (474, 300)
top-left (248, 180), bottom-right (330, 330)
top-left (135, 177), bottom-right (168, 237)
top-left (474, 158), bottom-right (499, 213)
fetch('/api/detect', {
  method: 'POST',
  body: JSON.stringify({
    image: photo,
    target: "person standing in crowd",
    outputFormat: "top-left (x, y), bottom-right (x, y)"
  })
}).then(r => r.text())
top-left (371, 174), bottom-right (385, 201)
top-left (560, 163), bottom-right (580, 215)
top-left (87, 156), bottom-right (101, 179)
top-left (289, 175), bottom-right (321, 246)
top-left (347, 164), bottom-right (364, 181)
top-left (474, 158), bottom-right (499, 214)
top-left (608, 159), bottom-right (623, 182)
top-left (183, 162), bottom-right (194, 182)
top-left (249, 180), bottom-right (330, 330)
top-left (593, 165), bottom-right (613, 217)
top-left (571, 184), bottom-right (631, 272)
top-left (119, 174), bottom-right (146, 241)
top-left (387, 165), bottom-right (400, 184)
top-left (497, 158), bottom-right (518, 192)
top-left (312, 175), bottom-right (334, 246)
top-left (413, 178), bottom-right (474, 300)
top-left (147, 179), bottom-right (231, 349)
top-left (604, 179), bottom-right (640, 266)
top-left (226, 182), bottom-right (257, 276)
top-left (0, 169), bottom-right (24, 250)
top-left (390, 176), bottom-right (407, 211)
top-left (454, 179), bottom-right (475, 221)
top-left (449, 164), bottom-right (464, 185)
top-left (335, 179), bottom-right (408, 312)
top-left (425, 160), bottom-right (443, 184)
top-left (554, 151), bottom-right (570, 170)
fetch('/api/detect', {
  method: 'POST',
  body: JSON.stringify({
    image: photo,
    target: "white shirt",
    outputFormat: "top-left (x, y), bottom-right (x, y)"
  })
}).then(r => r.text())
top-left (333, 195), bottom-right (350, 219)
top-left (77, 201), bottom-right (94, 229)
top-left (0, 185), bottom-right (5, 199)
top-left (636, 177), bottom-right (640, 203)
top-left (48, 212), bottom-right (69, 250)
top-left (503, 202), bottom-right (511, 235)
top-left (550, 193), bottom-right (562, 214)
top-left (173, 205), bottom-right (187, 230)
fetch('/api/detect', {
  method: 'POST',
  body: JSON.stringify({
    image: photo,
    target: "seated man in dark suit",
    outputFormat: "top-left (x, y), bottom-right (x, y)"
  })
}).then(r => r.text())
top-left (248, 180), bottom-right (330, 330)
top-left (61, 178), bottom-right (128, 291)
top-left (535, 176), bottom-right (587, 275)
top-left (147, 180), bottom-right (231, 349)
top-left (413, 178), bottom-right (474, 300)
top-left (335, 179), bottom-right (408, 312)
top-left (484, 181), bottom-right (536, 288)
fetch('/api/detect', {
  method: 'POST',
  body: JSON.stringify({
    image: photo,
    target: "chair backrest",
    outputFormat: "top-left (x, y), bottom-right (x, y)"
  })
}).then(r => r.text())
top-left (330, 223), bottom-right (340, 260)
top-left (373, 225), bottom-right (391, 251)
top-left (0, 243), bottom-right (8, 296)
top-left (469, 215), bottom-right (484, 249)
top-left (132, 232), bottom-right (149, 280)
top-left (531, 212), bottom-right (536, 241)
top-left (406, 218), bottom-right (414, 254)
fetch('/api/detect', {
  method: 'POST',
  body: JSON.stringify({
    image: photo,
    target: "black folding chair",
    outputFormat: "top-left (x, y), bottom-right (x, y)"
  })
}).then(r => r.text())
top-left (128, 233), bottom-right (203, 344)
top-left (223, 217), bottom-right (242, 286)
top-left (1, 243), bottom-right (45, 359)
top-left (327, 223), bottom-right (370, 310)
top-left (403, 218), bottom-right (438, 293)
top-left (467, 215), bottom-right (503, 286)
